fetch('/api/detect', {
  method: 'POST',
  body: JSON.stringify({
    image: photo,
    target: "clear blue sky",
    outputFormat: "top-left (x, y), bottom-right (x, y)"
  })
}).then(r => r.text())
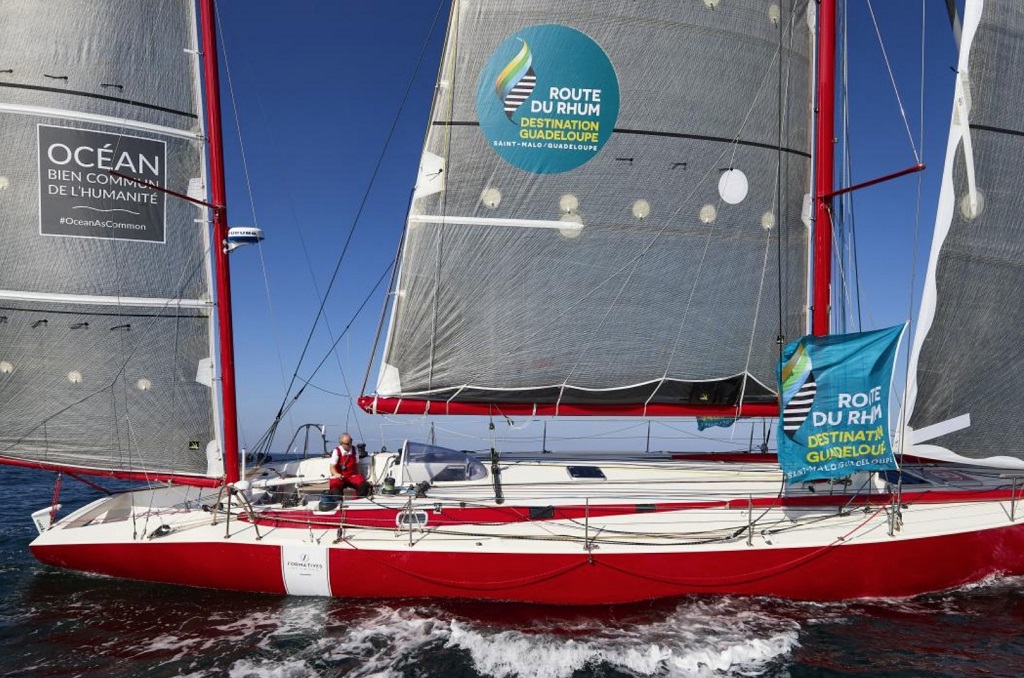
top-left (211, 1), bottom-right (959, 455)
top-left (215, 2), bottom-right (448, 452)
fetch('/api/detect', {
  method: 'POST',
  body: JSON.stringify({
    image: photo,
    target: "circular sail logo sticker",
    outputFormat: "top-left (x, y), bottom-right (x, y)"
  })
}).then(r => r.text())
top-left (476, 25), bottom-right (619, 174)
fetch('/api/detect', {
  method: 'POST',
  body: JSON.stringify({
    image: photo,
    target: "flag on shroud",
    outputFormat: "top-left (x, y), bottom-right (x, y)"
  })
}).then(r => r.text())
top-left (696, 417), bottom-right (736, 431)
top-left (776, 325), bottom-right (905, 484)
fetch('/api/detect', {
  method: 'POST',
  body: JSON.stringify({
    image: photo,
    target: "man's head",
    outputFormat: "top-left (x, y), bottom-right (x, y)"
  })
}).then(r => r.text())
top-left (339, 433), bottom-right (353, 448)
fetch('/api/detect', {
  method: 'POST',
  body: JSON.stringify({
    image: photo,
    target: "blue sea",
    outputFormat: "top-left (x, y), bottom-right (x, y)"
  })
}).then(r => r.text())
top-left (2, 465), bottom-right (1023, 678)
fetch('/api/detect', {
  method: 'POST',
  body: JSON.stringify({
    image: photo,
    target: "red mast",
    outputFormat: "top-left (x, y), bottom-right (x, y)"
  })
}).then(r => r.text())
top-left (198, 0), bottom-right (241, 484)
top-left (812, 0), bottom-right (836, 336)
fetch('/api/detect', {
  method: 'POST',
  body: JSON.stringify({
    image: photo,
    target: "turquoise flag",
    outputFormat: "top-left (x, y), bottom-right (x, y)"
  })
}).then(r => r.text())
top-left (696, 417), bottom-right (736, 431)
top-left (777, 325), bottom-right (904, 484)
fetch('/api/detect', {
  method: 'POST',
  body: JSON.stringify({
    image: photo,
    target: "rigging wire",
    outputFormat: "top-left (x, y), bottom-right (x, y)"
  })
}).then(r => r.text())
top-left (287, 263), bottom-right (394, 406)
top-left (423, 1), bottom-right (461, 403)
top-left (836, 2), bottom-right (930, 335)
top-left (213, 2), bottom-right (297, 447)
top-left (896, 0), bottom-right (930, 503)
top-left (372, 415), bottom-right (761, 453)
top-left (866, 1), bottom-right (923, 163)
top-left (774, 2), bottom-right (787, 364)
top-left (266, 1), bottom-right (449, 446)
top-left (647, 40), bottom-right (788, 412)
top-left (839, 1), bottom-right (865, 332)
top-left (250, 262), bottom-right (395, 456)
top-left (832, 4), bottom-right (868, 335)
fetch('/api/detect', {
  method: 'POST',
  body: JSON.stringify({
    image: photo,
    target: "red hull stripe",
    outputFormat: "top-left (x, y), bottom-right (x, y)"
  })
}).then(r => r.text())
top-left (240, 486), bottom-right (1024, 530)
top-left (31, 520), bottom-right (1024, 603)
top-left (670, 452), bottom-right (779, 463)
top-left (668, 452), bottom-right (946, 465)
top-left (242, 500), bottom-right (729, 529)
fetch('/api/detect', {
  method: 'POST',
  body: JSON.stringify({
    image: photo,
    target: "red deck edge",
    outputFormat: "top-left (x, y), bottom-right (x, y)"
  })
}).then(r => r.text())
top-left (671, 452), bottom-right (780, 463)
top-left (239, 485), bottom-right (1024, 531)
top-left (358, 395), bottom-right (779, 418)
top-left (0, 456), bottom-right (222, 488)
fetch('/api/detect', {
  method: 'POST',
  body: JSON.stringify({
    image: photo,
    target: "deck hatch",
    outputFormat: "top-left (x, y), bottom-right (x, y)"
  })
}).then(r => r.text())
top-left (567, 466), bottom-right (606, 480)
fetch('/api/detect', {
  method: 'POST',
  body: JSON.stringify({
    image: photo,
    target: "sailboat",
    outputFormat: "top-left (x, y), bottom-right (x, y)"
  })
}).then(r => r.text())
top-left (4, 0), bottom-right (1024, 604)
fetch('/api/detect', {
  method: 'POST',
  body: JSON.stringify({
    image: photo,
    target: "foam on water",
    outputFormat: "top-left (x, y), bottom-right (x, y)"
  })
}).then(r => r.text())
top-left (321, 607), bottom-right (455, 677)
top-left (254, 600), bottom-right (332, 639)
top-left (444, 599), bottom-right (800, 678)
top-left (946, 573), bottom-right (1024, 595)
top-left (220, 605), bottom-right (454, 678)
top-left (226, 658), bottom-right (318, 678)
top-left (448, 622), bottom-right (661, 678)
top-left (206, 599), bottom-right (801, 678)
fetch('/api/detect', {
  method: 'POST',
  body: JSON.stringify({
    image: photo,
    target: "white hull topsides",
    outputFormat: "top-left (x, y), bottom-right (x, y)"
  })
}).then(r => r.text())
top-left (29, 446), bottom-right (1024, 604)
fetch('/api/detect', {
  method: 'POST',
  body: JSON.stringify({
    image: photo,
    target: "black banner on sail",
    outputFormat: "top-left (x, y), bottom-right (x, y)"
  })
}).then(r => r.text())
top-left (37, 125), bottom-right (166, 243)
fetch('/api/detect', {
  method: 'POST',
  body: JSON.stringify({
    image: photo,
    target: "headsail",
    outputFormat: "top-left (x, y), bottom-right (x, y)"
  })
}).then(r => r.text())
top-left (366, 1), bottom-right (813, 414)
top-left (906, 0), bottom-right (1024, 465)
top-left (0, 1), bottom-right (219, 482)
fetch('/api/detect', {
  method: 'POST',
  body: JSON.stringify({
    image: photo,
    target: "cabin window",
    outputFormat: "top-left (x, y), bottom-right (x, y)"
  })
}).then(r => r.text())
top-left (529, 506), bottom-right (556, 520)
top-left (396, 510), bottom-right (429, 528)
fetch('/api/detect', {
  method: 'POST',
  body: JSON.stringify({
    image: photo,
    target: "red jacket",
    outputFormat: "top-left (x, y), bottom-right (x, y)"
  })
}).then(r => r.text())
top-left (331, 445), bottom-right (358, 479)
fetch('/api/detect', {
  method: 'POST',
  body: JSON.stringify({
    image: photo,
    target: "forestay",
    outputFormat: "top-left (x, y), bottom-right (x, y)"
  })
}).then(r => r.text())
top-left (372, 0), bottom-right (812, 410)
top-left (906, 0), bottom-right (1024, 465)
top-left (0, 1), bottom-right (219, 480)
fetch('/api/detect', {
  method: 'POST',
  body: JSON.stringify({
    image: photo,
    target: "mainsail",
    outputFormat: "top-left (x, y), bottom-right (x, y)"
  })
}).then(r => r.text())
top-left (367, 1), bottom-right (812, 413)
top-left (0, 1), bottom-right (219, 481)
top-left (906, 0), bottom-right (1024, 464)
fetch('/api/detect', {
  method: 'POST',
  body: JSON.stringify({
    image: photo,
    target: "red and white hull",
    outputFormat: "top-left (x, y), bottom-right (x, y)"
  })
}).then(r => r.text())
top-left (29, 455), bottom-right (1024, 604)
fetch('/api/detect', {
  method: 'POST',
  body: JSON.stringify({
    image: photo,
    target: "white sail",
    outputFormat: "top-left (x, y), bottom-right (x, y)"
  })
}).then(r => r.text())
top-left (905, 0), bottom-right (1024, 467)
top-left (0, 0), bottom-right (218, 478)
top-left (371, 0), bottom-right (812, 410)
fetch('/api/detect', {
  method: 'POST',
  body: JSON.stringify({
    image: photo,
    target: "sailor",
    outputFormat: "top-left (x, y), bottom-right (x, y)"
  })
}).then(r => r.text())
top-left (329, 433), bottom-right (368, 497)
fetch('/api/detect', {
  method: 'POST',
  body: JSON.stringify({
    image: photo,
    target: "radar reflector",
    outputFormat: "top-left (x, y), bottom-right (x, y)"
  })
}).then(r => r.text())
top-left (226, 226), bottom-right (264, 252)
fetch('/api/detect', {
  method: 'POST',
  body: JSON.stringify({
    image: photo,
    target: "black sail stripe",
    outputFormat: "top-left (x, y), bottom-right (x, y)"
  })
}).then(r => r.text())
top-left (0, 82), bottom-right (197, 119)
top-left (432, 121), bottom-right (811, 158)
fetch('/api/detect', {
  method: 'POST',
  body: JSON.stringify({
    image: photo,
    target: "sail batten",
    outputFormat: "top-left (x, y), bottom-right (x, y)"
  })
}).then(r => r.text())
top-left (0, 290), bottom-right (211, 308)
top-left (367, 0), bottom-right (811, 412)
top-left (431, 120), bottom-right (813, 158)
top-left (0, 82), bottom-right (200, 120)
top-left (0, 103), bottom-right (205, 140)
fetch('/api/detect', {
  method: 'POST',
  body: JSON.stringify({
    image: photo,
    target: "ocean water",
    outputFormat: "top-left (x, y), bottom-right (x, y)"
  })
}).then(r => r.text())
top-left (2, 466), bottom-right (1024, 678)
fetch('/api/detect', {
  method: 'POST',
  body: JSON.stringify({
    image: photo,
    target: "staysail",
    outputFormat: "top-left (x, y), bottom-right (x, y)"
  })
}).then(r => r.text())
top-left (0, 1), bottom-right (220, 481)
top-left (906, 0), bottom-right (1024, 465)
top-left (365, 0), bottom-right (813, 414)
